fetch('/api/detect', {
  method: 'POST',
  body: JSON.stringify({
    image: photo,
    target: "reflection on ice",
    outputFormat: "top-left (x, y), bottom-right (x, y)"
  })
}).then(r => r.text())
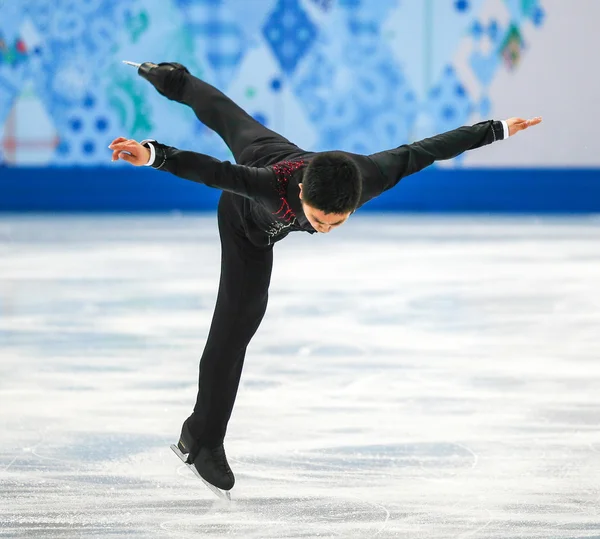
top-left (1, 215), bottom-right (600, 538)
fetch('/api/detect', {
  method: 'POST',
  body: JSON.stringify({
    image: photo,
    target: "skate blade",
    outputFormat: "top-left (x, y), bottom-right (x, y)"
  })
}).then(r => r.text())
top-left (170, 444), bottom-right (232, 502)
top-left (122, 60), bottom-right (141, 68)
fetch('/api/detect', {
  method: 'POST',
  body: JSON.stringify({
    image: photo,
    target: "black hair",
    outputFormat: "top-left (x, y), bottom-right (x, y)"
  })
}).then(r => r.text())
top-left (301, 151), bottom-right (362, 214)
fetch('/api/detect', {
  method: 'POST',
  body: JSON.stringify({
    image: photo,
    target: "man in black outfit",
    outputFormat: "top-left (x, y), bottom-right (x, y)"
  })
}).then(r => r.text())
top-left (109, 62), bottom-right (541, 492)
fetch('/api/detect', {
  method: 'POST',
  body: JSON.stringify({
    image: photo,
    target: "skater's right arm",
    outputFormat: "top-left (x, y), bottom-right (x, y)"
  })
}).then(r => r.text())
top-left (108, 138), bottom-right (274, 200)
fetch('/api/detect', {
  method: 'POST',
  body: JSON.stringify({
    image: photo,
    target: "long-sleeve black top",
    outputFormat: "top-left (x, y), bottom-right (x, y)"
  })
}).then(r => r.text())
top-left (144, 120), bottom-right (506, 246)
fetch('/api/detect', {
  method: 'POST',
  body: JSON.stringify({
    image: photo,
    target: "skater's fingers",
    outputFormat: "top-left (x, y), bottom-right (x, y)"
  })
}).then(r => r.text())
top-left (109, 140), bottom-right (142, 153)
top-left (506, 116), bottom-right (542, 136)
top-left (109, 141), bottom-right (138, 150)
top-left (525, 116), bottom-right (543, 128)
top-left (109, 137), bottom-right (130, 148)
top-left (110, 136), bottom-right (129, 144)
top-left (118, 151), bottom-right (138, 165)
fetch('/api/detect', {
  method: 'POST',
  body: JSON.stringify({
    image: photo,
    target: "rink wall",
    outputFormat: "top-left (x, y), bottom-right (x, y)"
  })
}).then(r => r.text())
top-left (2, 0), bottom-right (600, 212)
top-left (2, 167), bottom-right (599, 213)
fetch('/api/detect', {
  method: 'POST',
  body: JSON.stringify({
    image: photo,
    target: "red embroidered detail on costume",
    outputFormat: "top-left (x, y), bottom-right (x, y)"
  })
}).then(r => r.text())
top-left (271, 160), bottom-right (304, 223)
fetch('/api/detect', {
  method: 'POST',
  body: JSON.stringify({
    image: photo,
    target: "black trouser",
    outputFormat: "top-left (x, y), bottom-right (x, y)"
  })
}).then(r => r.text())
top-left (180, 73), bottom-right (302, 446)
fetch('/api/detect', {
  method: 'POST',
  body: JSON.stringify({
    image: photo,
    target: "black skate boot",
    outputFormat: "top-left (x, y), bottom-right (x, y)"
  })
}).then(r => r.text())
top-left (176, 415), bottom-right (197, 459)
top-left (192, 444), bottom-right (235, 491)
top-left (137, 62), bottom-right (190, 101)
top-left (173, 416), bottom-right (235, 494)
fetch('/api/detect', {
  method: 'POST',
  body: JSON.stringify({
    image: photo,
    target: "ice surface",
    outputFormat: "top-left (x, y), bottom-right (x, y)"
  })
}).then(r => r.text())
top-left (1, 214), bottom-right (599, 538)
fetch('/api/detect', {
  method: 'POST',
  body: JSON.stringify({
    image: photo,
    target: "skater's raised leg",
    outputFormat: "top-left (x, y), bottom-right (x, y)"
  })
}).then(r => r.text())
top-left (137, 62), bottom-right (297, 163)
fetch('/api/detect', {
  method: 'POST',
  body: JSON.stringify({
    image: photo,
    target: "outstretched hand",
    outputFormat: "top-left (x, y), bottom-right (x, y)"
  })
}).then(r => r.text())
top-left (108, 137), bottom-right (151, 165)
top-left (506, 117), bottom-right (542, 137)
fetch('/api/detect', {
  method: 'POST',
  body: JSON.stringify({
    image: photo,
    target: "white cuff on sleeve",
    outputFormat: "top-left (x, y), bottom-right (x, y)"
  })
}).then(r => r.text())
top-left (140, 139), bottom-right (156, 166)
top-left (501, 120), bottom-right (510, 139)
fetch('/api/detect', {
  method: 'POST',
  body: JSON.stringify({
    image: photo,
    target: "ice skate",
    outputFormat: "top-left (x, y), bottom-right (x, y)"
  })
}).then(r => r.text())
top-left (123, 60), bottom-right (190, 101)
top-left (171, 417), bottom-right (234, 500)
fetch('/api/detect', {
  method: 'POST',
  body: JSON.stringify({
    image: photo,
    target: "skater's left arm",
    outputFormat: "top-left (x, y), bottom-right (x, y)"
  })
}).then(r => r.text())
top-left (108, 138), bottom-right (274, 200)
top-left (369, 117), bottom-right (542, 192)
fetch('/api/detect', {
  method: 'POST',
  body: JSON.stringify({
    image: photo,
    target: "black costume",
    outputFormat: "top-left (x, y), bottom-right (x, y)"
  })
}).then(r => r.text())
top-left (140, 64), bottom-right (506, 483)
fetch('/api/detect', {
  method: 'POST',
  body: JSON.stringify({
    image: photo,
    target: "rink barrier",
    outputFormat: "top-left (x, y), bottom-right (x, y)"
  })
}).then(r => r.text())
top-left (1, 167), bottom-right (600, 213)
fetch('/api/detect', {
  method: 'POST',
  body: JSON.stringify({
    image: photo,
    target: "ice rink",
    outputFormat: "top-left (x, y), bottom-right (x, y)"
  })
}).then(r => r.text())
top-left (1, 214), bottom-right (599, 538)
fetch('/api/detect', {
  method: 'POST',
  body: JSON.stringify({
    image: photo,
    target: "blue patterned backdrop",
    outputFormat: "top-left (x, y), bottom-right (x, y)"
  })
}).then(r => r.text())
top-left (0, 0), bottom-right (546, 167)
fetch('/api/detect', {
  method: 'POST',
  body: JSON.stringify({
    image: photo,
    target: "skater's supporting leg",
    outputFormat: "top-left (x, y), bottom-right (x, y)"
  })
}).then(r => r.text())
top-left (189, 192), bottom-right (273, 448)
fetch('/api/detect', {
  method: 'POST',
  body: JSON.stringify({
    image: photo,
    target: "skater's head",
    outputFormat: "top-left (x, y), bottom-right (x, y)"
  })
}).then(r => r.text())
top-left (299, 152), bottom-right (362, 233)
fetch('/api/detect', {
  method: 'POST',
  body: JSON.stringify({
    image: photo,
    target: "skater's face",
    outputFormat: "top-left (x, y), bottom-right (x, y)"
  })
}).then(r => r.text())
top-left (298, 184), bottom-right (351, 233)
